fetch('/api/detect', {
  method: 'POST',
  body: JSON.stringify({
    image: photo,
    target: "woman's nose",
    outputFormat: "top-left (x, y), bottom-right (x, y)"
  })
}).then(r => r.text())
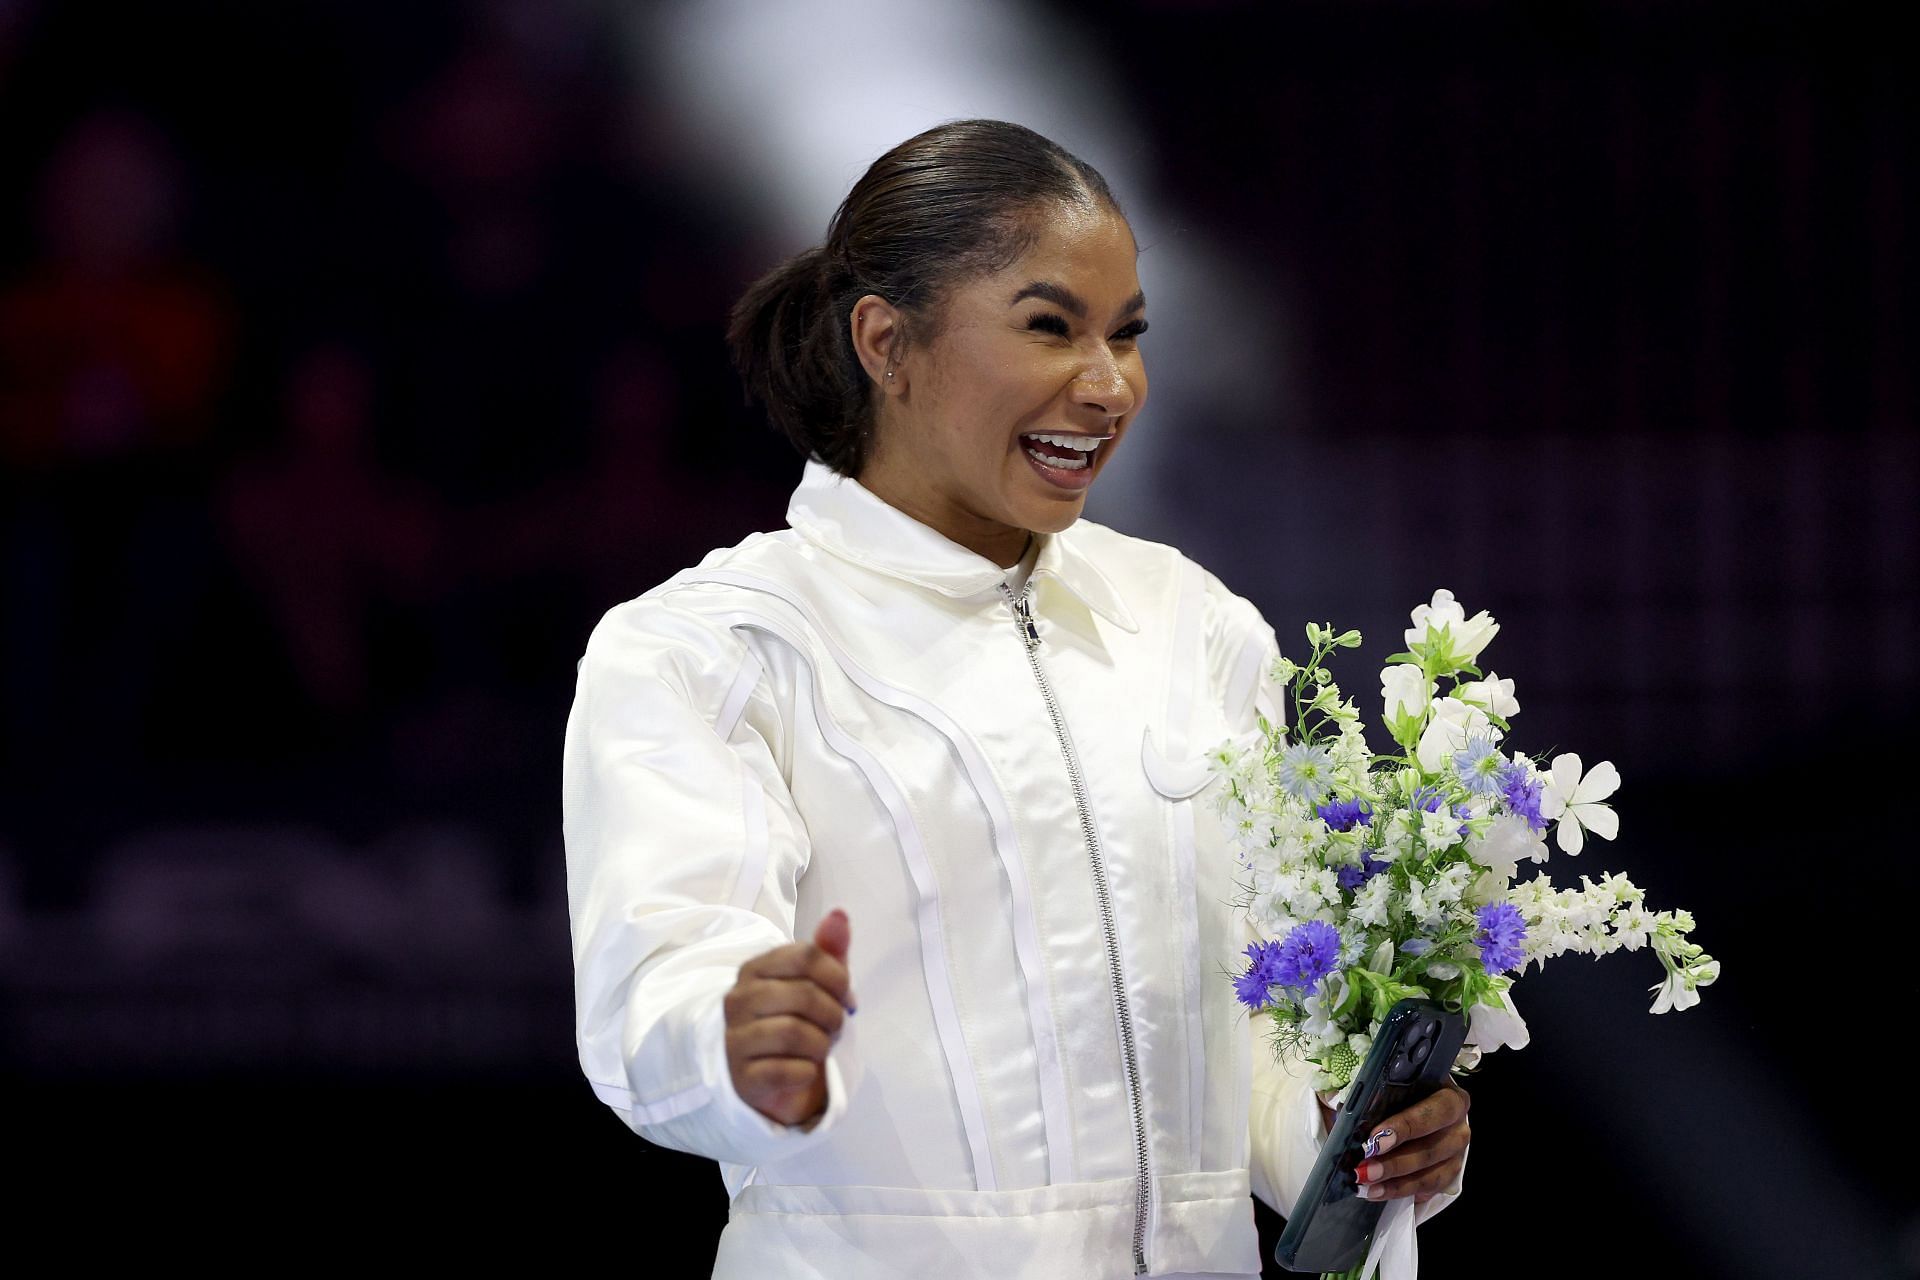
top-left (1070, 351), bottom-right (1138, 418)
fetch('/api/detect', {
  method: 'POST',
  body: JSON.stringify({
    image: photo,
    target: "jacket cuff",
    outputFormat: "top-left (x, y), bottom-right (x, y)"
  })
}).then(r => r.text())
top-left (1249, 1044), bottom-right (1331, 1213)
top-left (626, 987), bottom-right (853, 1167)
top-left (691, 993), bottom-right (853, 1157)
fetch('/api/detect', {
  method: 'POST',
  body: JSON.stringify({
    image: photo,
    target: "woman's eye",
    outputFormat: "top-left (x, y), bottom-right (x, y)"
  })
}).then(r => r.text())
top-left (1025, 314), bottom-right (1150, 342)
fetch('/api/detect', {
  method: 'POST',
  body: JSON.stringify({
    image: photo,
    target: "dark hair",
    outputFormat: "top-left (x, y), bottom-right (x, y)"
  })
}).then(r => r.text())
top-left (725, 119), bottom-right (1126, 477)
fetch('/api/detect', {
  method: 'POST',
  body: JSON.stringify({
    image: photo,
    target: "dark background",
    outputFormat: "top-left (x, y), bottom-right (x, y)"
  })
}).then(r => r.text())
top-left (2, 2), bottom-right (1912, 1274)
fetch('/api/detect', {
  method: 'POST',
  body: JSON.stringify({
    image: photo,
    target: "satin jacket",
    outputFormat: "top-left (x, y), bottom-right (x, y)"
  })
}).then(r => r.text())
top-left (563, 459), bottom-right (1456, 1278)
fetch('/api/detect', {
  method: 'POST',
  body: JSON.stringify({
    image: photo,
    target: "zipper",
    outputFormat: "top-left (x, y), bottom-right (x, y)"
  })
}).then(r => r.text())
top-left (1001, 580), bottom-right (1152, 1275)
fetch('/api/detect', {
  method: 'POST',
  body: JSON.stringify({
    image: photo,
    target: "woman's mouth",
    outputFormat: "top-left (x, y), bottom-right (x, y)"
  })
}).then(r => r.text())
top-left (1019, 431), bottom-right (1111, 491)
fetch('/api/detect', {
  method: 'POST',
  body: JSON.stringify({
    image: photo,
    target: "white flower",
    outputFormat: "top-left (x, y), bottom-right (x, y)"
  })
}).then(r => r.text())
top-left (1464, 989), bottom-right (1530, 1051)
top-left (1368, 820), bottom-right (1409, 869)
top-left (1300, 974), bottom-right (1350, 1050)
top-left (1649, 972), bottom-right (1695, 1014)
top-left (1406, 589), bottom-right (1500, 661)
top-left (1350, 874), bottom-right (1394, 928)
top-left (1468, 813), bottom-right (1549, 885)
top-left (1537, 753), bottom-right (1621, 855)
top-left (1456, 671), bottom-right (1520, 719)
top-left (1346, 1031), bottom-right (1374, 1069)
top-left (1595, 871), bottom-right (1645, 905)
top-left (1415, 696), bottom-right (1498, 773)
top-left (1282, 866), bottom-right (1334, 919)
top-left (1612, 905), bottom-right (1654, 951)
top-left (1418, 805), bottom-right (1464, 852)
top-left (1403, 878), bottom-right (1447, 931)
top-left (1380, 664), bottom-right (1433, 723)
top-left (1330, 720), bottom-right (1372, 773)
top-left (1567, 881), bottom-right (1612, 929)
top-left (1251, 896), bottom-right (1297, 940)
top-left (1648, 959), bottom-right (1718, 1015)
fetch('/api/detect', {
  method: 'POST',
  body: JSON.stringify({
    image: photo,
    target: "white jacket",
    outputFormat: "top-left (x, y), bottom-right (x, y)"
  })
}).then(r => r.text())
top-left (563, 459), bottom-right (1458, 1278)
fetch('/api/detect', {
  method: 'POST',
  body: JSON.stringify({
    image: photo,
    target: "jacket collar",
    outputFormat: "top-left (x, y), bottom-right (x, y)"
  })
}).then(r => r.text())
top-left (785, 458), bottom-right (1139, 633)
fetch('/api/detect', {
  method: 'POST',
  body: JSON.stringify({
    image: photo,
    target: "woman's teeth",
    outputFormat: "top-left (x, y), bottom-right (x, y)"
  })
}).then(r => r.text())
top-left (1020, 432), bottom-right (1105, 471)
top-left (1024, 444), bottom-right (1088, 470)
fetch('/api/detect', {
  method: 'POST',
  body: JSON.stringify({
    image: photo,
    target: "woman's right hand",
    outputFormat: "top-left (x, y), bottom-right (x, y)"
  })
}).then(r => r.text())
top-left (724, 907), bottom-right (856, 1129)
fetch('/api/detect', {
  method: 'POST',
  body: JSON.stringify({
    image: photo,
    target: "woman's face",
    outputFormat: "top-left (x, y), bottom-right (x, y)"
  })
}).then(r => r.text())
top-left (859, 201), bottom-right (1148, 566)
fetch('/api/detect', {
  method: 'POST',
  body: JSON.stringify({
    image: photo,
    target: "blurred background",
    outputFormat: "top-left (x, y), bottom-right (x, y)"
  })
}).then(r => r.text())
top-left (1, 1), bottom-right (1912, 1273)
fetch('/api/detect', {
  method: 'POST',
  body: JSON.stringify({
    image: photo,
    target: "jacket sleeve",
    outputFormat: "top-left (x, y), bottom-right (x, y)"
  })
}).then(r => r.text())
top-left (562, 590), bottom-right (851, 1166)
top-left (1203, 572), bottom-right (1466, 1225)
top-left (1197, 571), bottom-right (1328, 1213)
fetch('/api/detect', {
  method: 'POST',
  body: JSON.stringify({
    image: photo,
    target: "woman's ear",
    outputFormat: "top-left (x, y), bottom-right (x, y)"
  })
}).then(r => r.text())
top-left (849, 294), bottom-right (906, 394)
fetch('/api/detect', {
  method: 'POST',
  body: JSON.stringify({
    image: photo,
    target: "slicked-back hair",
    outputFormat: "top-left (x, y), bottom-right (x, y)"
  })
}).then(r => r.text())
top-left (725, 119), bottom-right (1125, 478)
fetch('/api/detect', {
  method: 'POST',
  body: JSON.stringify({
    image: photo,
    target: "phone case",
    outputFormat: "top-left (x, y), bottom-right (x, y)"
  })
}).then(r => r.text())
top-left (1272, 997), bottom-right (1467, 1274)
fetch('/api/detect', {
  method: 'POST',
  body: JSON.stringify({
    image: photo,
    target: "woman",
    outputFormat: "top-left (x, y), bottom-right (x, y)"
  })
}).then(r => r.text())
top-left (562, 119), bottom-right (1470, 1278)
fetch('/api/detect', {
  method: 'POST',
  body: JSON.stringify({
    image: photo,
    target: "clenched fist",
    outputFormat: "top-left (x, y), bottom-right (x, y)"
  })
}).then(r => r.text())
top-left (724, 908), bottom-right (856, 1129)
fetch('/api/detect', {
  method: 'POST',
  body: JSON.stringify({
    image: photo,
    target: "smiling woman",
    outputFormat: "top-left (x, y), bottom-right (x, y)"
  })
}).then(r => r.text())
top-left (724, 121), bottom-right (1144, 565)
top-left (563, 119), bottom-right (1470, 1280)
top-left (851, 202), bottom-right (1149, 563)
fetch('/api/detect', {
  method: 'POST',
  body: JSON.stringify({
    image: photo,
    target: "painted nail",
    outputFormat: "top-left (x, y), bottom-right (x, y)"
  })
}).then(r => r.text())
top-left (1353, 1160), bottom-right (1374, 1183)
top-left (1363, 1128), bottom-right (1394, 1160)
top-left (1360, 1183), bottom-right (1387, 1201)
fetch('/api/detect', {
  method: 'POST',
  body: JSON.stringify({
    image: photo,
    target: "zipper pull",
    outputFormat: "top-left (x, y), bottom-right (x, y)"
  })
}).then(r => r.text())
top-left (1005, 584), bottom-right (1042, 651)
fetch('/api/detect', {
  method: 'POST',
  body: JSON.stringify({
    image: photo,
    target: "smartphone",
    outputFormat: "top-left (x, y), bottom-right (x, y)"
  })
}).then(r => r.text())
top-left (1272, 998), bottom-right (1467, 1274)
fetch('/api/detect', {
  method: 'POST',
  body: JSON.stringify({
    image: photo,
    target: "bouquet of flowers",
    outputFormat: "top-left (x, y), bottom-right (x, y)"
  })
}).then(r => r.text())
top-left (1213, 589), bottom-right (1718, 1102)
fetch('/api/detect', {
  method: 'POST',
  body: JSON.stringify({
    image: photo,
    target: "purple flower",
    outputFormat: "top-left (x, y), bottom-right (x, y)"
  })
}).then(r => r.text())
top-left (1274, 920), bottom-right (1343, 993)
top-left (1335, 850), bottom-right (1389, 891)
top-left (1412, 785), bottom-right (1447, 813)
top-left (1234, 940), bottom-right (1285, 1010)
top-left (1451, 801), bottom-right (1473, 839)
top-left (1497, 762), bottom-right (1547, 832)
top-left (1475, 902), bottom-right (1528, 974)
top-left (1317, 797), bottom-right (1374, 832)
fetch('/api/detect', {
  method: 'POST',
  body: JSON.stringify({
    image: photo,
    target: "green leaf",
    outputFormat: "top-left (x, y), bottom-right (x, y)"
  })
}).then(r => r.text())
top-left (1333, 970), bottom-right (1367, 1020)
top-left (1386, 709), bottom-right (1426, 751)
top-left (1384, 651), bottom-right (1420, 666)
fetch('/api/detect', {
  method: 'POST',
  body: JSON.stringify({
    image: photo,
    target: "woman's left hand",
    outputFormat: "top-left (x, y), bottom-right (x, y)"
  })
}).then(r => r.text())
top-left (1351, 1079), bottom-right (1471, 1204)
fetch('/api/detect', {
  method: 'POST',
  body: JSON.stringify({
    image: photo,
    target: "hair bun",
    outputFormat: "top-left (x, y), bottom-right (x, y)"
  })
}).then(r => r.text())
top-left (725, 119), bottom-right (1124, 478)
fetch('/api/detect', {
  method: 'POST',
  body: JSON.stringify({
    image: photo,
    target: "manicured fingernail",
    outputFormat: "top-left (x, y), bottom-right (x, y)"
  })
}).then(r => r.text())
top-left (1363, 1128), bottom-right (1394, 1159)
top-left (1359, 1183), bottom-right (1387, 1201)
